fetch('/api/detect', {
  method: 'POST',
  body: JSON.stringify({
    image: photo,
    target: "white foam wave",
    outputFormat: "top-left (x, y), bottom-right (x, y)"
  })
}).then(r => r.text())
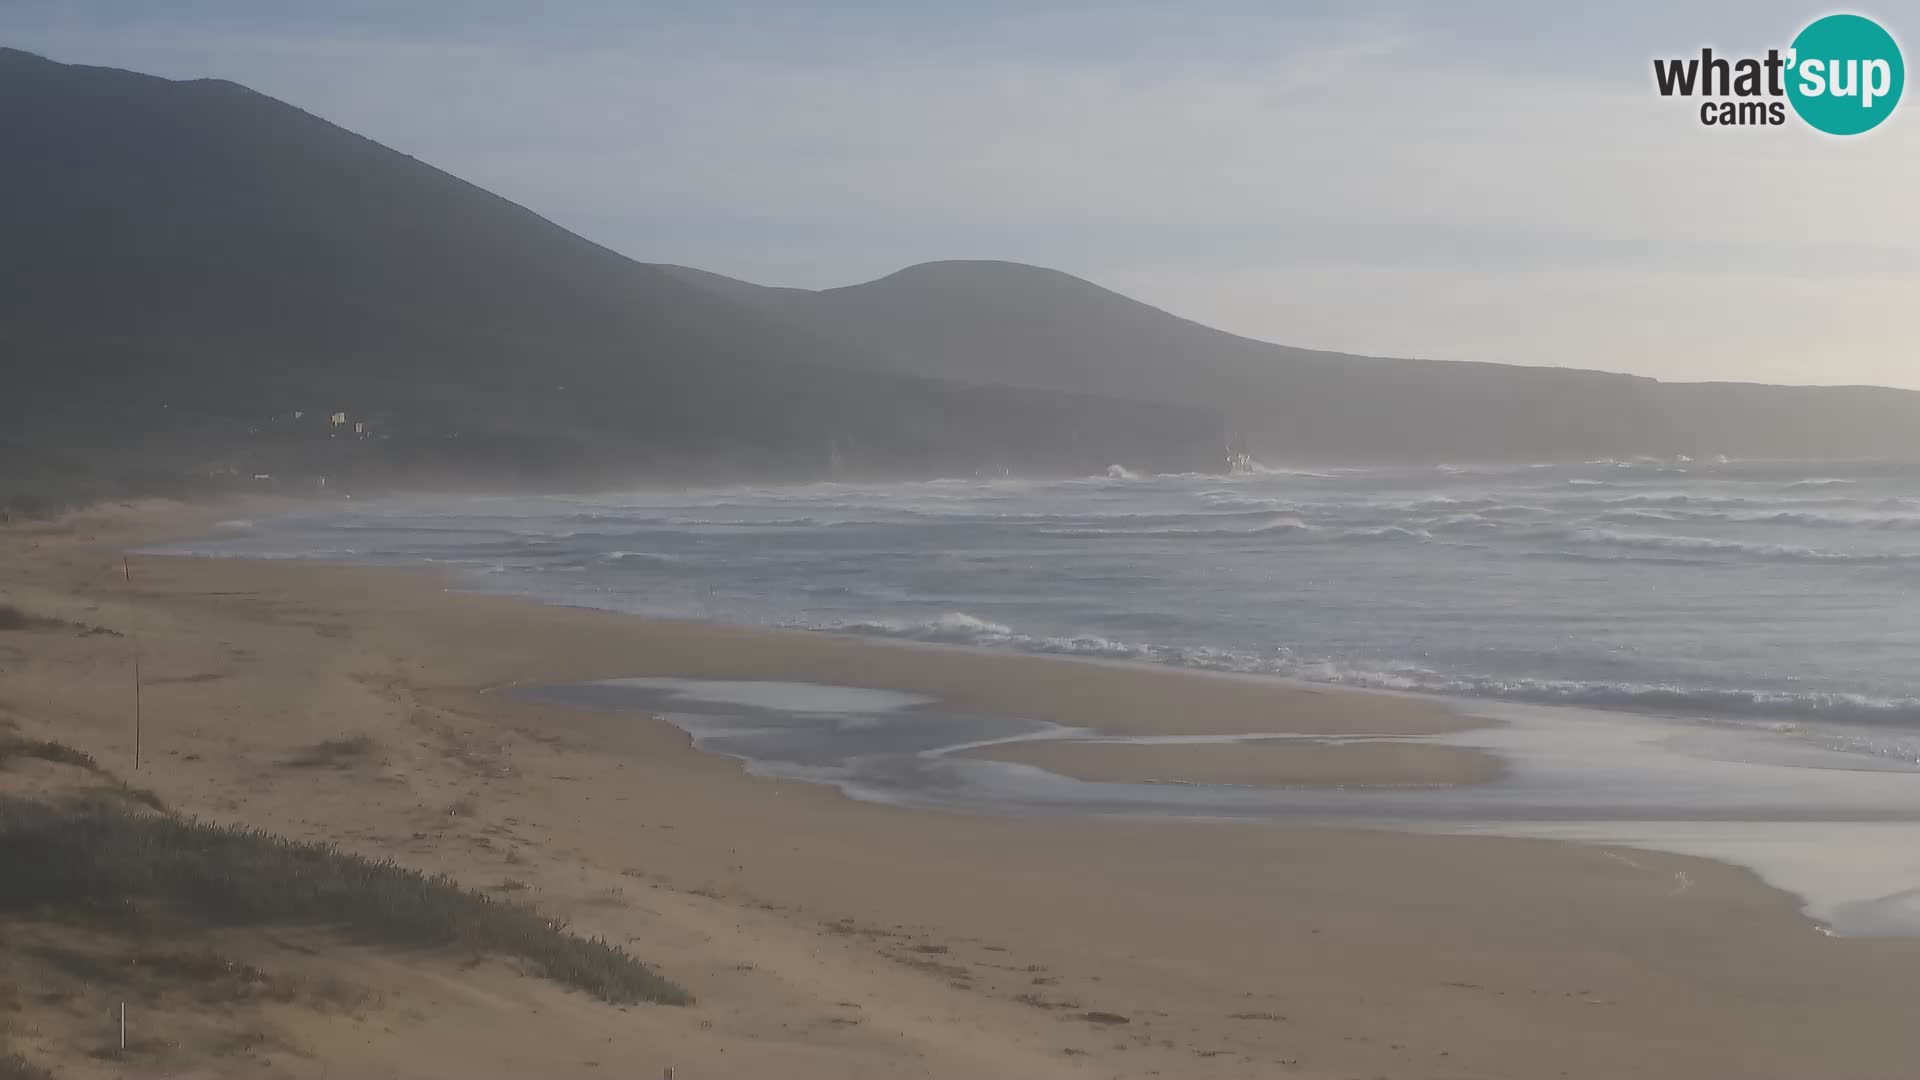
top-left (601, 550), bottom-right (677, 565)
top-left (1035, 516), bottom-right (1315, 539)
top-left (1233, 461), bottom-right (1336, 478)
top-left (1564, 528), bottom-right (1920, 563)
top-left (1730, 511), bottom-right (1920, 531)
top-left (1593, 506), bottom-right (1920, 531)
top-left (1333, 525), bottom-right (1433, 543)
top-left (1596, 509), bottom-right (1690, 525)
top-left (1197, 490), bottom-right (1299, 512)
top-left (818, 613), bottom-right (1920, 725)
top-left (1593, 494), bottom-right (1758, 509)
top-left (1420, 514), bottom-right (1507, 533)
top-left (1406, 497), bottom-right (1504, 511)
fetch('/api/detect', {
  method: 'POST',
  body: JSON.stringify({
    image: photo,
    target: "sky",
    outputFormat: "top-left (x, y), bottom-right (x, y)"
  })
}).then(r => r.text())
top-left (4, 1), bottom-right (1916, 388)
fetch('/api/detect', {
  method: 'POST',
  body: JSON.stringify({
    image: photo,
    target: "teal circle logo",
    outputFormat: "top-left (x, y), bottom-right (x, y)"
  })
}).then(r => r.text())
top-left (1786, 14), bottom-right (1904, 134)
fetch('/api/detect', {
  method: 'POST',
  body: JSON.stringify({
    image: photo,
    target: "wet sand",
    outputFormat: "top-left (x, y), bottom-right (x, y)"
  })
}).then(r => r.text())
top-left (4, 499), bottom-right (1920, 1077)
top-left (954, 736), bottom-right (1505, 787)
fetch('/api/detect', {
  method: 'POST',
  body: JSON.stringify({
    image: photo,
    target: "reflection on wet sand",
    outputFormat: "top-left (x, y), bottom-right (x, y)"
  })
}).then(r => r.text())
top-left (525, 678), bottom-right (1920, 937)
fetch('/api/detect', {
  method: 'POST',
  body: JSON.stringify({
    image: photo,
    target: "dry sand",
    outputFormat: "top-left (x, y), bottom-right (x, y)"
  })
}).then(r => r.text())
top-left (3, 499), bottom-right (1919, 1077)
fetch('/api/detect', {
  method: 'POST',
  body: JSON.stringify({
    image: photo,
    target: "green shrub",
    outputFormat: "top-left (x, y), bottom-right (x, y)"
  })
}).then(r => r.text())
top-left (0, 605), bottom-right (46, 632)
top-left (282, 735), bottom-right (377, 769)
top-left (0, 799), bottom-right (688, 1006)
top-left (1, 1050), bottom-right (56, 1080)
top-left (0, 738), bottom-right (97, 770)
top-left (0, 493), bottom-right (63, 521)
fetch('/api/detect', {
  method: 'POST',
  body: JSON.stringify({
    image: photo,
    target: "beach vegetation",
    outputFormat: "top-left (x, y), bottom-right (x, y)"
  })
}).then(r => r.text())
top-left (0, 736), bottom-right (97, 770)
top-left (0, 604), bottom-right (55, 632)
top-left (0, 1050), bottom-right (56, 1080)
top-left (282, 735), bottom-right (377, 769)
top-left (0, 797), bottom-right (689, 1006)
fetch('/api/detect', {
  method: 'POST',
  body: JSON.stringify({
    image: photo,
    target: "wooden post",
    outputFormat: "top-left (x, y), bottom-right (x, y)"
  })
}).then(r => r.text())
top-left (133, 648), bottom-right (142, 771)
top-left (124, 553), bottom-right (140, 769)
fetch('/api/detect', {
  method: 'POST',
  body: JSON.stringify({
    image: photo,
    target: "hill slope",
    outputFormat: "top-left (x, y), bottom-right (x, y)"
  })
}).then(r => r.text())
top-left (0, 49), bottom-right (1222, 499)
top-left (659, 260), bottom-right (1920, 463)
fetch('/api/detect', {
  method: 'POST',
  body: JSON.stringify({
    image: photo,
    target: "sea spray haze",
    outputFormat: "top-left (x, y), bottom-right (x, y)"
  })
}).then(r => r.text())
top-left (163, 458), bottom-right (1920, 758)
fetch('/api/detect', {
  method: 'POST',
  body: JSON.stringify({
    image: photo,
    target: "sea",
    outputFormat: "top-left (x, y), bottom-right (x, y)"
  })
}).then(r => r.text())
top-left (155, 457), bottom-right (1920, 933)
top-left (174, 458), bottom-right (1920, 744)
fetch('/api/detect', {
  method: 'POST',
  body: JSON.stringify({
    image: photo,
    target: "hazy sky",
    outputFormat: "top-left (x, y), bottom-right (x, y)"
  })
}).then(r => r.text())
top-left (6, 1), bottom-right (1916, 387)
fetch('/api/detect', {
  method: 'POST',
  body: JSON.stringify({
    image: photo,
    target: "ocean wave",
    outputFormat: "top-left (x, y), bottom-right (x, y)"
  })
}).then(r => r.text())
top-left (955, 508), bottom-right (1299, 527)
top-left (1038, 517), bottom-right (1451, 543)
top-left (600, 550), bottom-right (677, 566)
top-left (1365, 501), bottom-right (1549, 523)
top-left (819, 613), bottom-right (1164, 662)
top-left (1563, 528), bottom-right (1920, 563)
top-left (1592, 494), bottom-right (1759, 509)
top-left (1592, 507), bottom-right (1920, 530)
top-left (1036, 515), bottom-right (1315, 539)
top-left (1405, 497), bottom-right (1505, 512)
top-left (1519, 550), bottom-right (1706, 567)
top-left (815, 613), bottom-right (1304, 675)
top-left (819, 613), bottom-right (1920, 725)
top-left (1579, 455), bottom-right (1697, 469)
top-left (1417, 514), bottom-right (1508, 533)
top-left (1233, 462), bottom-right (1337, 478)
top-left (549, 518), bottom-right (827, 536)
top-left (1197, 490), bottom-right (1299, 512)
top-left (688, 517), bottom-right (824, 528)
top-left (1729, 511), bottom-right (1920, 531)
top-left (1333, 525), bottom-right (1433, 543)
top-left (1294, 667), bottom-right (1920, 726)
top-left (1595, 509), bottom-right (1690, 525)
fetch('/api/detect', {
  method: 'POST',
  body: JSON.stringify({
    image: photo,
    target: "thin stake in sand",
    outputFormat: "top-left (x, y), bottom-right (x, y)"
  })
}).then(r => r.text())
top-left (124, 555), bottom-right (140, 770)
top-left (133, 647), bottom-right (141, 771)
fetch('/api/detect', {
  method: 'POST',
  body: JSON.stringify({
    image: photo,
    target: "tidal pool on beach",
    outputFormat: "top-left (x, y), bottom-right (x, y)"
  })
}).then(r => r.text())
top-left (519, 677), bottom-right (1920, 938)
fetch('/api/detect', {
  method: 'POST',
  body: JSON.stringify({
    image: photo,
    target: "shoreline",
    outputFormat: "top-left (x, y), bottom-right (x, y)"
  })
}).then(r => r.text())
top-left (7, 499), bottom-right (1920, 1075)
top-left (63, 502), bottom-right (1920, 917)
top-left (950, 736), bottom-right (1507, 788)
top-left (80, 502), bottom-right (1920, 921)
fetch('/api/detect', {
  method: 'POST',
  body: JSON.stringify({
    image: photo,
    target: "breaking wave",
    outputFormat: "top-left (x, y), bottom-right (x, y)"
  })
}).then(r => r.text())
top-left (1560, 528), bottom-right (1920, 563)
top-left (148, 459), bottom-right (1920, 740)
top-left (816, 613), bottom-right (1920, 726)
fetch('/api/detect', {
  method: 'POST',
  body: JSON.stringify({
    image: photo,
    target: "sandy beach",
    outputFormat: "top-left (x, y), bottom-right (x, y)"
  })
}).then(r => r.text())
top-left (4, 499), bottom-right (1920, 1078)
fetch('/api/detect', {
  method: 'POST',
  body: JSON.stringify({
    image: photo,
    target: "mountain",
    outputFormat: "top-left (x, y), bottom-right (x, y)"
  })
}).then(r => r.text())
top-left (658, 260), bottom-right (1920, 463)
top-left (5, 44), bottom-right (1911, 510)
top-left (0, 49), bottom-right (1222, 503)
